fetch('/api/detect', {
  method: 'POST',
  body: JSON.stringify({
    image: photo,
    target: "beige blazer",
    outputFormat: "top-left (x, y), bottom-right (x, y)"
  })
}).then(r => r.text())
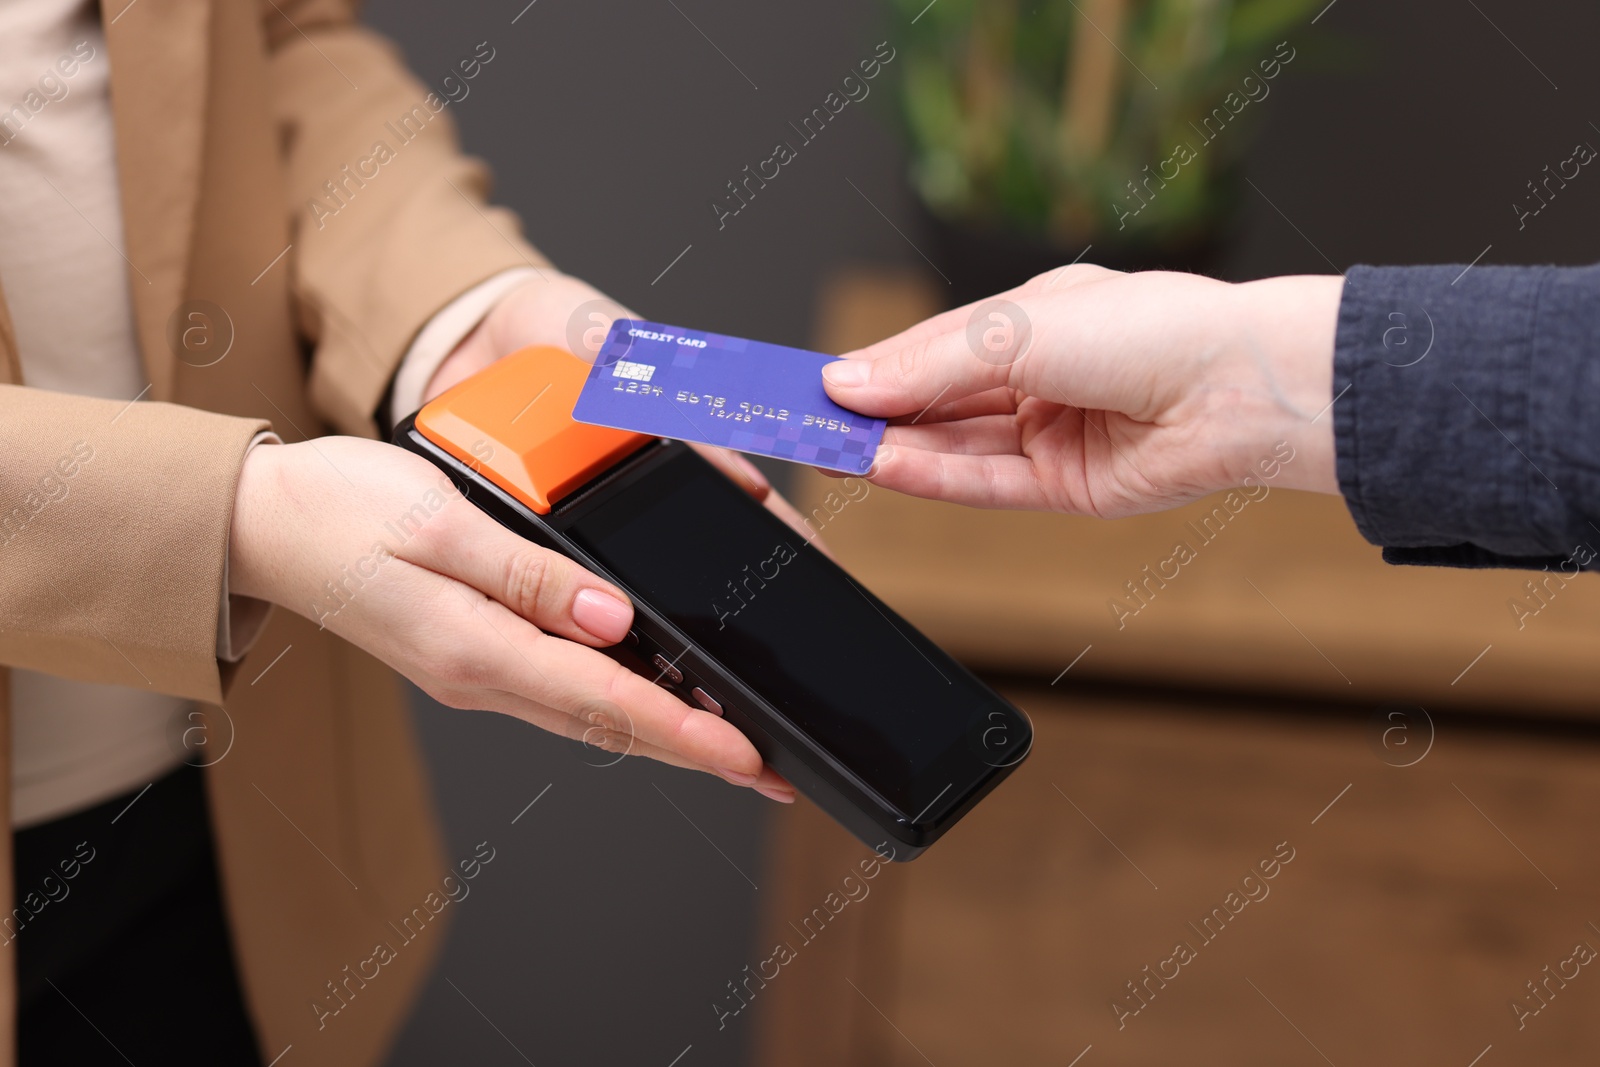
top-left (0, 1), bottom-right (549, 1063)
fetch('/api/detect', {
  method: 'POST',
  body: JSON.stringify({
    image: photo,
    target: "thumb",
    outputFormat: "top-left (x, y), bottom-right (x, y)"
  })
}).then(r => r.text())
top-left (821, 300), bottom-right (1032, 418)
top-left (401, 489), bottom-right (636, 646)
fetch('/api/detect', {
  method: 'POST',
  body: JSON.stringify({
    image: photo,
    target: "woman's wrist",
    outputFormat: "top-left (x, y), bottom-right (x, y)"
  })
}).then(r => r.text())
top-left (1214, 274), bottom-right (1343, 495)
top-left (227, 440), bottom-right (290, 606)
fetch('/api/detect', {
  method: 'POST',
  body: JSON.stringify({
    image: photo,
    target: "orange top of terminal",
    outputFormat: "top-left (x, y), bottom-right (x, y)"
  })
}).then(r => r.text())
top-left (414, 346), bottom-right (651, 514)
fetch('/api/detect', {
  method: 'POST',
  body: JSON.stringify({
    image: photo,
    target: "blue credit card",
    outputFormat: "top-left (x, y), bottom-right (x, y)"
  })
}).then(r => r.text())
top-left (570, 319), bottom-right (885, 475)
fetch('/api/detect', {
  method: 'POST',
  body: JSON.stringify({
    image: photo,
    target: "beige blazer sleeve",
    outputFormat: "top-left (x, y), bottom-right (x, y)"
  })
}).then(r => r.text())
top-left (263, 0), bottom-right (553, 436)
top-left (1, 5), bottom-right (548, 702)
top-left (0, 385), bottom-right (269, 703)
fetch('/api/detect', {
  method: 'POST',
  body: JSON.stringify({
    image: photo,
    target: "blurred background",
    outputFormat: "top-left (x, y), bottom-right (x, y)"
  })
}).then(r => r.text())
top-left (364, 1), bottom-right (1600, 1064)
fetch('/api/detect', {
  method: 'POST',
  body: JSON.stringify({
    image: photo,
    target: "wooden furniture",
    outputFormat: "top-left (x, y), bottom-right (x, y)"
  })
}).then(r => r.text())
top-left (747, 270), bottom-right (1600, 1067)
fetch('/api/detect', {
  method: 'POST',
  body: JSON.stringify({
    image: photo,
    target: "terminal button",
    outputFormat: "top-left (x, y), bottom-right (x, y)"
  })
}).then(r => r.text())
top-left (650, 653), bottom-right (683, 686)
top-left (414, 346), bottom-right (650, 514)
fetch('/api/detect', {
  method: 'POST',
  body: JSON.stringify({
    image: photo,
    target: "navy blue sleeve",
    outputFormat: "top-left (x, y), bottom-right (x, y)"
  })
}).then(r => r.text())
top-left (1333, 262), bottom-right (1600, 571)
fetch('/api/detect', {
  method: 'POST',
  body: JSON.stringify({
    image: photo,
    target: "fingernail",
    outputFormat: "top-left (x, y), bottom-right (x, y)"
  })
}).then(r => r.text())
top-left (755, 785), bottom-right (796, 804)
top-left (572, 588), bottom-right (631, 643)
top-left (718, 767), bottom-right (759, 786)
top-left (822, 359), bottom-right (869, 388)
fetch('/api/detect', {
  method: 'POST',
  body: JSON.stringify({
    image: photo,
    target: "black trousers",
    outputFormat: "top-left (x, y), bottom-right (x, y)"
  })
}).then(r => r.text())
top-left (12, 763), bottom-right (263, 1065)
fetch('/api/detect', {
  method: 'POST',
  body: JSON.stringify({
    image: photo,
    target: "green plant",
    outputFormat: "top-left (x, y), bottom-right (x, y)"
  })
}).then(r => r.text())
top-left (891, 0), bottom-right (1324, 243)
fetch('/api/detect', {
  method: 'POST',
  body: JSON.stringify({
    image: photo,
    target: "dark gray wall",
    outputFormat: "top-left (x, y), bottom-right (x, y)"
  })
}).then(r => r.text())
top-left (1221, 1), bottom-right (1600, 278)
top-left (363, 1), bottom-right (1600, 1064)
top-left (367, 0), bottom-right (911, 350)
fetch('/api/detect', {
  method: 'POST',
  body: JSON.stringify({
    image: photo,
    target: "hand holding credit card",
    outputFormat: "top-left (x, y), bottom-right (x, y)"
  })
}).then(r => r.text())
top-left (570, 319), bottom-right (886, 475)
